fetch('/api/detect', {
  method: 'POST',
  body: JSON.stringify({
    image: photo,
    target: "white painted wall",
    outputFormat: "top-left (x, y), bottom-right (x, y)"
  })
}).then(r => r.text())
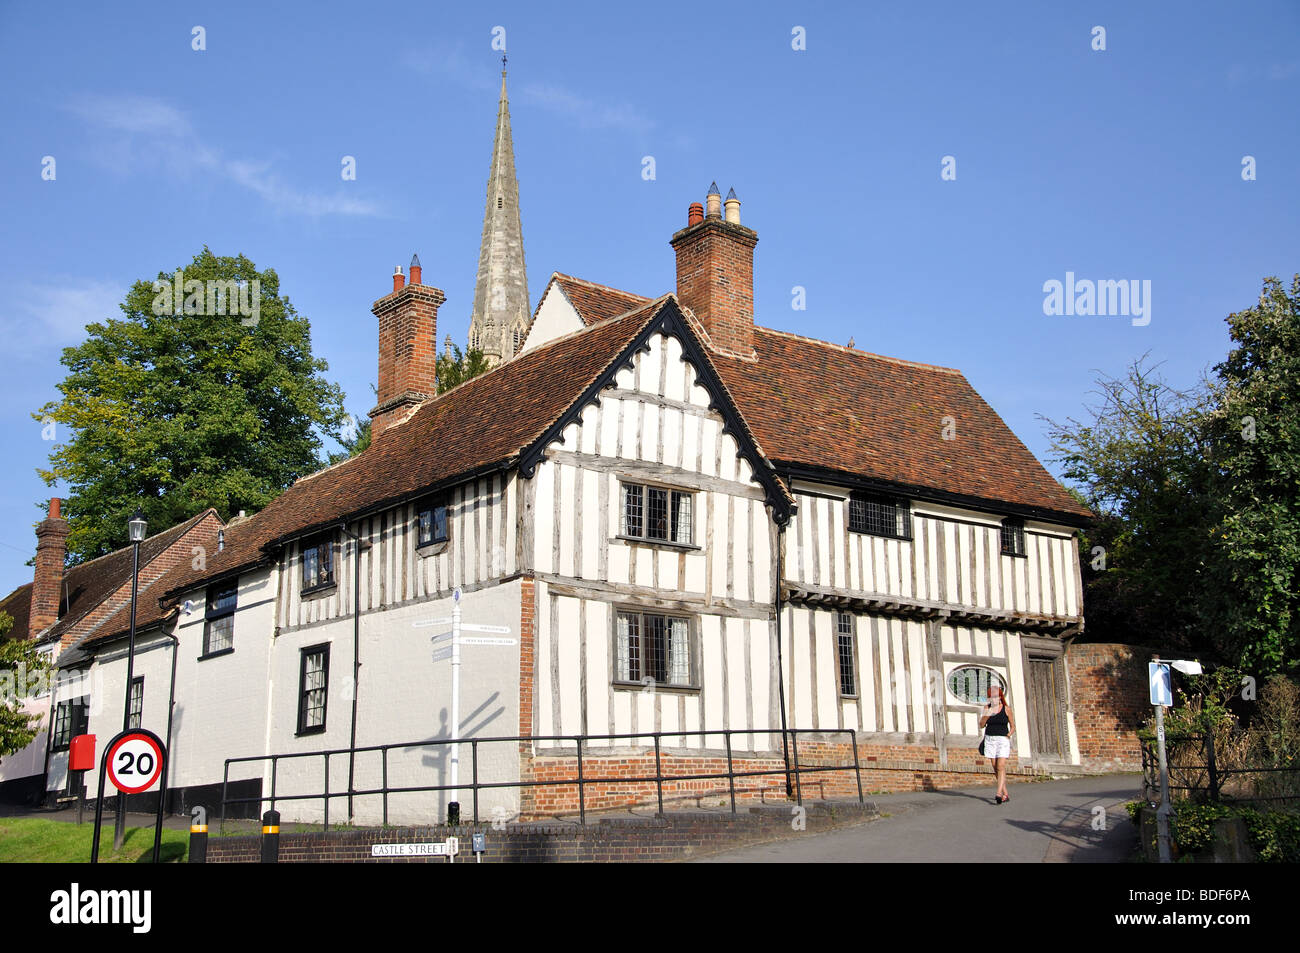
top-left (520, 283), bottom-right (582, 353)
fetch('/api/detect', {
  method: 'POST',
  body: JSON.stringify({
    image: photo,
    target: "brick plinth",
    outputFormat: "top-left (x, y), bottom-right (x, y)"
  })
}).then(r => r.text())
top-left (517, 737), bottom-right (1035, 819)
top-left (1066, 643), bottom-right (1151, 771)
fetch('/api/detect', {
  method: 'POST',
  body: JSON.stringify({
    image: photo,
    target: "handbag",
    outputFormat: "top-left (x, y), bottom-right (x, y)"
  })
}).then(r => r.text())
top-left (978, 733), bottom-right (986, 756)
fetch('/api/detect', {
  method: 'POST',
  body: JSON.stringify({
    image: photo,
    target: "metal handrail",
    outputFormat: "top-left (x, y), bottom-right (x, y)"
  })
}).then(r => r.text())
top-left (219, 726), bottom-right (866, 832)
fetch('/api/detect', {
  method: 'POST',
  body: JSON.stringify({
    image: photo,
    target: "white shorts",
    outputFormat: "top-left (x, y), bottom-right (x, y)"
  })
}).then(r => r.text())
top-left (983, 735), bottom-right (1011, 759)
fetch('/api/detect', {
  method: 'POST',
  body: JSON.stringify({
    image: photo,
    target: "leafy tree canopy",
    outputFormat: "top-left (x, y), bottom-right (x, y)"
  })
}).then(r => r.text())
top-left (0, 613), bottom-right (51, 759)
top-left (1045, 275), bottom-right (1300, 677)
top-left (36, 248), bottom-right (348, 561)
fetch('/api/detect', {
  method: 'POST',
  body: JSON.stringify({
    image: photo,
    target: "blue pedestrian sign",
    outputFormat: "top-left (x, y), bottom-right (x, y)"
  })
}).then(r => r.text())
top-left (1149, 662), bottom-right (1172, 706)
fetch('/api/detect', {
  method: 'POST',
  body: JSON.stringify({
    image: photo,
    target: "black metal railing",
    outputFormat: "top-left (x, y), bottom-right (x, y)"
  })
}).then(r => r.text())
top-left (1140, 731), bottom-right (1300, 805)
top-left (219, 727), bottom-right (867, 831)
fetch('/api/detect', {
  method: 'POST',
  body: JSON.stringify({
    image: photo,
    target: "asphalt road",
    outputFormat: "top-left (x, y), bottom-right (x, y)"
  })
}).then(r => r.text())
top-left (694, 774), bottom-right (1142, 863)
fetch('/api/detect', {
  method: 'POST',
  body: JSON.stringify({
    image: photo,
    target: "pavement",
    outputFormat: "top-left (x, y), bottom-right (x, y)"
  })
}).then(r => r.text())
top-left (693, 774), bottom-right (1143, 863)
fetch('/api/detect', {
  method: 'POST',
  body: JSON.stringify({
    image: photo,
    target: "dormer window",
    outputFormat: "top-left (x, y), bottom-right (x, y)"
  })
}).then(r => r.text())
top-left (301, 532), bottom-right (336, 592)
top-left (1000, 517), bottom-right (1026, 557)
top-left (497, 196), bottom-right (504, 209)
top-left (848, 492), bottom-right (912, 540)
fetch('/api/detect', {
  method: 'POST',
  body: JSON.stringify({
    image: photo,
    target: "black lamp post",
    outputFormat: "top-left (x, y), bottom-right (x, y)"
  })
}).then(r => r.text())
top-left (113, 508), bottom-right (147, 851)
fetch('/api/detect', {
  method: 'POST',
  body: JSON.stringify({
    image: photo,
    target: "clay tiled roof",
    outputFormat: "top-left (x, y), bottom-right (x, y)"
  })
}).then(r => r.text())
top-left (550, 274), bottom-right (651, 326)
top-left (714, 327), bottom-right (1090, 522)
top-left (0, 510), bottom-right (218, 644)
top-left (161, 298), bottom-right (670, 599)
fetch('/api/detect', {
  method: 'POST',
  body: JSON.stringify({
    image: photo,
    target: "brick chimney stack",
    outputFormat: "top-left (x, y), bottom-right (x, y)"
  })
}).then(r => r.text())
top-left (30, 498), bottom-right (68, 638)
top-left (369, 257), bottom-right (445, 438)
top-left (670, 182), bottom-right (758, 359)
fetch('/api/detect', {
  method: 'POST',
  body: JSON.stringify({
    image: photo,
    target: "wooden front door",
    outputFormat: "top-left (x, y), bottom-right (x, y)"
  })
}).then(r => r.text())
top-left (1026, 657), bottom-right (1064, 762)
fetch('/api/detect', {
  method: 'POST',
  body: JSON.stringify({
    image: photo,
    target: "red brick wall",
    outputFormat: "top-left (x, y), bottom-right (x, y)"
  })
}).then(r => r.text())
top-left (370, 283), bottom-right (444, 437)
top-left (670, 218), bottom-right (758, 358)
top-left (518, 577), bottom-right (536, 817)
top-left (519, 737), bottom-right (1034, 819)
top-left (1066, 642), bottom-right (1150, 771)
top-left (55, 513), bottom-right (223, 651)
top-left (203, 802), bottom-right (879, 863)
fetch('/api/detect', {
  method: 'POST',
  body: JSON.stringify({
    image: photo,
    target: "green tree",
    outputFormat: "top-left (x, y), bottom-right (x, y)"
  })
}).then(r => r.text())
top-left (0, 613), bottom-right (50, 759)
top-left (35, 248), bottom-right (347, 561)
top-left (436, 339), bottom-right (492, 394)
top-left (1042, 356), bottom-right (1219, 655)
top-left (1205, 275), bottom-right (1300, 676)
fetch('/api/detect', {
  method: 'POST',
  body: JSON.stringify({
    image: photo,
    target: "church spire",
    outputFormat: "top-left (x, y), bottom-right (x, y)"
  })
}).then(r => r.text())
top-left (468, 58), bottom-right (529, 366)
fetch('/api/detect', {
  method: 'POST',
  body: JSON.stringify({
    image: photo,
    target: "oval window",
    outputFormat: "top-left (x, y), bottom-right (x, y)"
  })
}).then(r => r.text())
top-left (947, 666), bottom-right (1004, 705)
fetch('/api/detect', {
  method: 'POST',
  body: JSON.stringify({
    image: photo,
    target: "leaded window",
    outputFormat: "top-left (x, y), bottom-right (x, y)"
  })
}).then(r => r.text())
top-left (301, 533), bottom-right (335, 590)
top-left (297, 645), bottom-right (329, 735)
top-left (848, 492), bottom-right (912, 539)
top-left (836, 613), bottom-right (857, 697)
top-left (615, 611), bottom-right (692, 687)
top-left (1000, 517), bottom-right (1026, 557)
top-left (203, 583), bottom-right (237, 656)
top-left (417, 497), bottom-right (449, 547)
top-left (128, 677), bottom-right (144, 729)
top-left (947, 666), bottom-right (1005, 705)
top-left (622, 483), bottom-right (693, 544)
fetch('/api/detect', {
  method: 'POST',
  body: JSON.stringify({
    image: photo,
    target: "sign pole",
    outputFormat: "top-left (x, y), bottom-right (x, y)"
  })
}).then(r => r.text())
top-left (1155, 701), bottom-right (1171, 863)
top-left (450, 588), bottom-right (461, 818)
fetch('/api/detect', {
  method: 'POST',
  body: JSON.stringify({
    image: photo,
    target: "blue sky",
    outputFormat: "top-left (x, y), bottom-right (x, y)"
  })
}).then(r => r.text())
top-left (1, 1), bottom-right (1297, 595)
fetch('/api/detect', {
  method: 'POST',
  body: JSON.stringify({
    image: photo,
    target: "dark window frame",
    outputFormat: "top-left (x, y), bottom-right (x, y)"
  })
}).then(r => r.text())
top-left (836, 612), bottom-right (857, 698)
top-left (416, 496), bottom-right (450, 549)
top-left (51, 698), bottom-right (87, 751)
top-left (848, 492), bottom-right (913, 540)
top-left (127, 676), bottom-right (144, 729)
top-left (296, 643), bottom-right (330, 736)
top-left (300, 532), bottom-right (336, 593)
top-left (613, 609), bottom-right (697, 691)
top-left (201, 582), bottom-right (238, 658)
top-left (1000, 517), bottom-right (1027, 557)
top-left (620, 481), bottom-right (695, 547)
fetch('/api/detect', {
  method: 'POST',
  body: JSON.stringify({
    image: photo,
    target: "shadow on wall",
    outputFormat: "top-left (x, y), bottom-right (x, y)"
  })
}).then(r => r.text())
top-left (1069, 642), bottom-right (1154, 771)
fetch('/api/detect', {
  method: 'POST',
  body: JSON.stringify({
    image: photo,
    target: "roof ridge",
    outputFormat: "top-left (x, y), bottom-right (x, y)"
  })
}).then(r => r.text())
top-left (552, 273), bottom-right (652, 301)
top-left (59, 507), bottom-right (219, 574)
top-left (753, 325), bottom-right (963, 375)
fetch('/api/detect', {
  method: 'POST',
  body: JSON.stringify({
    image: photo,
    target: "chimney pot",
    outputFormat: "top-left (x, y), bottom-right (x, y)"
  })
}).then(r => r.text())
top-left (393, 266), bottom-right (405, 293)
top-left (705, 182), bottom-right (722, 220)
top-left (687, 202), bottom-right (704, 226)
top-left (724, 188), bottom-right (741, 225)
top-left (409, 254), bottom-right (422, 286)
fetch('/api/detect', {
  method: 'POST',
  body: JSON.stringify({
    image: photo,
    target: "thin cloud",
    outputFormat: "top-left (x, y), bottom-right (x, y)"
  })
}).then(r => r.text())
top-left (66, 93), bottom-right (383, 218)
top-left (403, 44), bottom-right (657, 136)
top-left (6, 279), bottom-right (125, 354)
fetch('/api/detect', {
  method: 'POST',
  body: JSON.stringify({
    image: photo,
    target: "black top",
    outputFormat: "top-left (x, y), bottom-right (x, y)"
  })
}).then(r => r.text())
top-left (984, 704), bottom-right (1010, 737)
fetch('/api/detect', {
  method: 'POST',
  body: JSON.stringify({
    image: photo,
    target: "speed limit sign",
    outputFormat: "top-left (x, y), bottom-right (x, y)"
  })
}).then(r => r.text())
top-left (105, 730), bottom-right (165, 794)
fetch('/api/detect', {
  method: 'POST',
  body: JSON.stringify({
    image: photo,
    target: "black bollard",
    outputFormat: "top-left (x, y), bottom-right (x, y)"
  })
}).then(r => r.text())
top-left (189, 819), bottom-right (209, 863)
top-left (261, 810), bottom-right (280, 863)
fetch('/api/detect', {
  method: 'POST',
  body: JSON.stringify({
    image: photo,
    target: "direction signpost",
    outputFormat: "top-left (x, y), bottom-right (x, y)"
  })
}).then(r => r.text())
top-left (91, 727), bottom-right (168, 863)
top-left (1148, 656), bottom-right (1203, 863)
top-left (413, 588), bottom-right (514, 823)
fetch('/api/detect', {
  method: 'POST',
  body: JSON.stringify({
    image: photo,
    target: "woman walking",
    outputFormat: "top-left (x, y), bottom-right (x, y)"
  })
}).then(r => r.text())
top-left (979, 685), bottom-right (1016, 804)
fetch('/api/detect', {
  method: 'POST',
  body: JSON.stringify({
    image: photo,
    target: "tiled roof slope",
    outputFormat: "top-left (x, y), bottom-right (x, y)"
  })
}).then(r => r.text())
top-left (0, 583), bottom-right (32, 642)
top-left (0, 509), bottom-right (217, 643)
top-left (160, 299), bottom-right (670, 598)
top-left (552, 274), bottom-right (651, 325)
top-left (712, 327), bottom-right (1090, 522)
